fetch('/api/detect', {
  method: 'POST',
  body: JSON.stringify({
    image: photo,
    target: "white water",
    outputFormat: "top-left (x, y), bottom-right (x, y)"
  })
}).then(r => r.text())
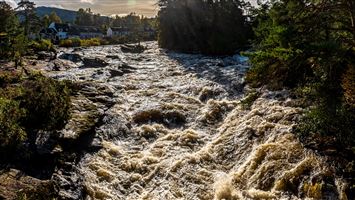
top-left (50, 42), bottom-right (346, 200)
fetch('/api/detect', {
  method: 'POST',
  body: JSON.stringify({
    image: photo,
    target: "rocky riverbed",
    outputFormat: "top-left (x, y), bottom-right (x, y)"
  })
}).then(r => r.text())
top-left (1, 42), bottom-right (350, 199)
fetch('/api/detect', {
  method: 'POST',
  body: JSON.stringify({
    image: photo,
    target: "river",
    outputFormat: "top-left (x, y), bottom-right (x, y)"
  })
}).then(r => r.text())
top-left (46, 42), bottom-right (346, 200)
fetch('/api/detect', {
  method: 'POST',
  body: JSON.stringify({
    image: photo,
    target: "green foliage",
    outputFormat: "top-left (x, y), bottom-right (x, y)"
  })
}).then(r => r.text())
top-left (158, 0), bottom-right (252, 55)
top-left (49, 11), bottom-right (62, 23)
top-left (17, 0), bottom-right (40, 36)
top-left (248, 0), bottom-right (355, 148)
top-left (0, 71), bottom-right (22, 86)
top-left (81, 38), bottom-right (100, 46)
top-left (0, 71), bottom-right (71, 151)
top-left (42, 14), bottom-right (50, 27)
top-left (296, 105), bottom-right (355, 148)
top-left (59, 38), bottom-right (101, 47)
top-left (20, 73), bottom-right (71, 131)
top-left (0, 1), bottom-right (27, 62)
top-left (0, 98), bottom-right (26, 151)
top-left (29, 39), bottom-right (54, 52)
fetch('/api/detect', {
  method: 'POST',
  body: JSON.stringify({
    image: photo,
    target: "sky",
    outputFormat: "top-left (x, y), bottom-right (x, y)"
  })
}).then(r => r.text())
top-left (5, 0), bottom-right (257, 17)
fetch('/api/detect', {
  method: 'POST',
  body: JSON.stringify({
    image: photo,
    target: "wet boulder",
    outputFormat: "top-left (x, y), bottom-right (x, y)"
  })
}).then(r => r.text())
top-left (106, 55), bottom-right (120, 60)
top-left (121, 44), bottom-right (146, 53)
top-left (60, 97), bottom-right (101, 142)
top-left (37, 51), bottom-right (57, 61)
top-left (52, 168), bottom-right (85, 200)
top-left (109, 68), bottom-right (135, 78)
top-left (109, 69), bottom-right (125, 78)
top-left (81, 58), bottom-right (108, 68)
top-left (58, 53), bottom-right (82, 63)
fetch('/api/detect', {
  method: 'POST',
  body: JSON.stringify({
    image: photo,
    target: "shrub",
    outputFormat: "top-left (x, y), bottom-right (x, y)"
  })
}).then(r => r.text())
top-left (295, 103), bottom-right (355, 148)
top-left (0, 71), bottom-right (22, 87)
top-left (29, 39), bottom-right (54, 52)
top-left (59, 38), bottom-right (82, 47)
top-left (19, 73), bottom-right (71, 131)
top-left (59, 38), bottom-right (103, 47)
top-left (0, 71), bottom-right (72, 152)
top-left (71, 38), bottom-right (82, 47)
top-left (81, 38), bottom-right (100, 46)
top-left (0, 98), bottom-right (26, 151)
top-left (59, 39), bottom-right (72, 47)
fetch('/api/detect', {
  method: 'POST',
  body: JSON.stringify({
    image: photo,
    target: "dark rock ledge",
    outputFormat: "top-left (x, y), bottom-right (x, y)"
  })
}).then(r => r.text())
top-left (0, 82), bottom-right (116, 200)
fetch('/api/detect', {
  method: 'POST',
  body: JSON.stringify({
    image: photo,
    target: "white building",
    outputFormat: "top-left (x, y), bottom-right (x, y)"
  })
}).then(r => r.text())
top-left (46, 22), bottom-right (104, 40)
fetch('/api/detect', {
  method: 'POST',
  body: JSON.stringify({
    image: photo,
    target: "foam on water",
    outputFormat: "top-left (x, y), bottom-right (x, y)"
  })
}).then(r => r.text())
top-left (51, 42), bottom-right (346, 200)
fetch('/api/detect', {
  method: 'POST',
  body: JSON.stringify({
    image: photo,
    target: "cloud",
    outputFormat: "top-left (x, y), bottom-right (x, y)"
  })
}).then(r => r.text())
top-left (33, 0), bottom-right (158, 17)
top-left (49, 4), bottom-right (64, 9)
top-left (31, 0), bottom-right (256, 17)
top-left (80, 0), bottom-right (94, 4)
top-left (4, 0), bottom-right (17, 8)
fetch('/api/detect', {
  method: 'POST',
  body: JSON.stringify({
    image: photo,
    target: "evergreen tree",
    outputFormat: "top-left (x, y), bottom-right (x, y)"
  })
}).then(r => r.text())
top-left (75, 8), bottom-right (94, 26)
top-left (42, 14), bottom-right (50, 27)
top-left (16, 0), bottom-right (40, 36)
top-left (0, 1), bottom-right (26, 65)
top-left (49, 11), bottom-right (62, 24)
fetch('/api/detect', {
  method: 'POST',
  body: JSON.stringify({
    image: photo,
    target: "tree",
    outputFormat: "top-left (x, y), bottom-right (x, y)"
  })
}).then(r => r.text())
top-left (157, 0), bottom-right (252, 55)
top-left (16, 0), bottom-right (40, 36)
top-left (75, 8), bottom-right (94, 26)
top-left (0, 1), bottom-right (27, 65)
top-left (49, 11), bottom-right (62, 23)
top-left (247, 0), bottom-right (355, 147)
top-left (42, 14), bottom-right (50, 27)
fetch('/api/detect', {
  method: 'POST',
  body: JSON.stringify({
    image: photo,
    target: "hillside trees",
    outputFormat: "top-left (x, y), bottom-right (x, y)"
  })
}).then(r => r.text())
top-left (157, 0), bottom-right (252, 55)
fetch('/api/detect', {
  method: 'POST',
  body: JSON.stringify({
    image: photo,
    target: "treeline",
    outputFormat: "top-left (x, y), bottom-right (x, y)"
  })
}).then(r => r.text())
top-left (158, 0), bottom-right (252, 55)
top-left (75, 8), bottom-right (156, 30)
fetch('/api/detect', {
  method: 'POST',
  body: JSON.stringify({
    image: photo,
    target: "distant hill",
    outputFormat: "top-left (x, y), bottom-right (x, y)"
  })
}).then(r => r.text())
top-left (36, 7), bottom-right (77, 23)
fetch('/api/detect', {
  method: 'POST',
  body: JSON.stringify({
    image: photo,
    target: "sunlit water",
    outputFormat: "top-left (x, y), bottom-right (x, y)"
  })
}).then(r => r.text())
top-left (50, 42), bottom-right (346, 200)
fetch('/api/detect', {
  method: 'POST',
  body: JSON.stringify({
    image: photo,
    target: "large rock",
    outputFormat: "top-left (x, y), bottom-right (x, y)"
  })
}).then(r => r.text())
top-left (37, 51), bottom-right (57, 61)
top-left (81, 58), bottom-right (108, 68)
top-left (0, 169), bottom-right (55, 200)
top-left (58, 53), bottom-right (82, 63)
top-left (60, 96), bottom-right (100, 141)
top-left (121, 44), bottom-right (146, 53)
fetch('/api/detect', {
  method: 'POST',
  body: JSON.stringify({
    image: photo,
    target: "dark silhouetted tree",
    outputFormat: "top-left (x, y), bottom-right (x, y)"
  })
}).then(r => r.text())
top-left (157, 0), bottom-right (252, 55)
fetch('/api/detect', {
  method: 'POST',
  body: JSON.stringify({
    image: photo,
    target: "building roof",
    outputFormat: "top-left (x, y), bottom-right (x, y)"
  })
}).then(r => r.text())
top-left (49, 23), bottom-right (103, 35)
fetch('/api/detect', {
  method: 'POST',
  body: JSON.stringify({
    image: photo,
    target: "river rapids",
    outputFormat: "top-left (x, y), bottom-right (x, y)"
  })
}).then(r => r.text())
top-left (46, 42), bottom-right (347, 200)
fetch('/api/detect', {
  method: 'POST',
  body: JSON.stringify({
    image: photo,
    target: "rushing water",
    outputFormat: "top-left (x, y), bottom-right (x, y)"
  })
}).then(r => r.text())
top-left (49, 42), bottom-right (347, 200)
